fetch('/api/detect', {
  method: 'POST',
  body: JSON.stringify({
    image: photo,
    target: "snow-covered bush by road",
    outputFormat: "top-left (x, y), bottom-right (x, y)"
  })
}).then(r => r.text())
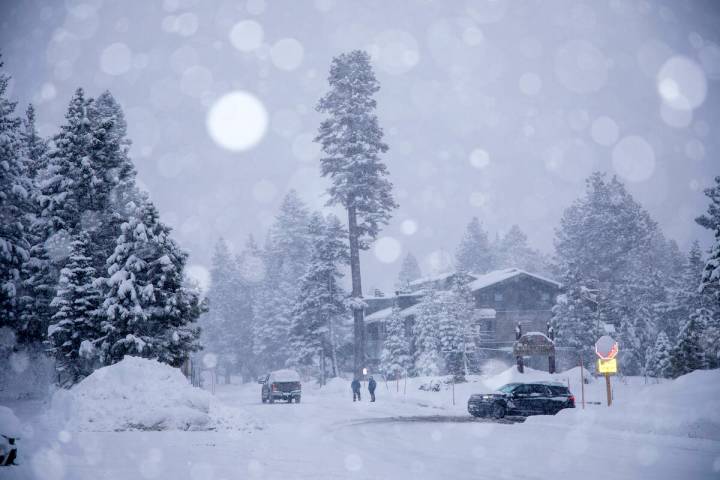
top-left (50, 356), bottom-right (213, 431)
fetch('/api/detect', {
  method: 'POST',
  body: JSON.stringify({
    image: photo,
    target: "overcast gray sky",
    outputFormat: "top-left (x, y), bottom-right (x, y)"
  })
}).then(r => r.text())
top-left (1, 0), bottom-right (718, 293)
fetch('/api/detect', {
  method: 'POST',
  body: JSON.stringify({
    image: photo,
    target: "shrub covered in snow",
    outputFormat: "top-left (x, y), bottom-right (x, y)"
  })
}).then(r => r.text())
top-left (50, 356), bottom-right (212, 431)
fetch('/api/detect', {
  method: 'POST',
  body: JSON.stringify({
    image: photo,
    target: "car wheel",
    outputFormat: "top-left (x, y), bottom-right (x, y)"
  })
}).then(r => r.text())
top-left (269, 396), bottom-right (274, 404)
top-left (295, 396), bottom-right (301, 404)
top-left (492, 403), bottom-right (506, 419)
top-left (261, 396), bottom-right (266, 403)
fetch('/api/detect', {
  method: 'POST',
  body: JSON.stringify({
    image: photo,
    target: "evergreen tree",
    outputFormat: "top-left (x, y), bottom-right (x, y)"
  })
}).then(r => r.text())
top-left (440, 277), bottom-right (475, 376)
top-left (97, 196), bottom-right (202, 367)
top-left (670, 311), bottom-right (707, 377)
top-left (696, 178), bottom-right (720, 297)
top-left (0, 58), bottom-right (32, 340)
top-left (287, 213), bottom-right (348, 381)
top-left (233, 235), bottom-right (262, 380)
top-left (87, 91), bottom-right (137, 271)
top-left (20, 104), bottom-right (48, 173)
top-left (47, 231), bottom-right (103, 386)
top-left (456, 217), bottom-right (494, 273)
top-left (645, 331), bottom-right (671, 379)
top-left (315, 50), bottom-right (398, 375)
top-left (495, 225), bottom-right (545, 273)
top-left (379, 305), bottom-right (411, 378)
top-left (661, 242), bottom-right (706, 340)
top-left (550, 269), bottom-right (601, 368)
top-left (40, 88), bottom-right (97, 239)
top-left (18, 103), bottom-right (56, 345)
top-left (252, 191), bottom-right (312, 371)
top-left (695, 175), bottom-right (720, 366)
top-left (554, 173), bottom-right (664, 373)
top-left (413, 288), bottom-right (443, 376)
top-left (396, 252), bottom-right (422, 291)
top-left (202, 238), bottom-right (243, 382)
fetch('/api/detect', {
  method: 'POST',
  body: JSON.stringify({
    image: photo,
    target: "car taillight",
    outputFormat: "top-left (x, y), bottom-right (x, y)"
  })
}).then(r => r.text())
top-left (568, 395), bottom-right (575, 404)
top-left (272, 384), bottom-right (276, 391)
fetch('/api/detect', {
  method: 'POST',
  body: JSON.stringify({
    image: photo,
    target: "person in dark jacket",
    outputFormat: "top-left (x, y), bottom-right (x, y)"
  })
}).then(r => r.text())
top-left (368, 376), bottom-right (377, 402)
top-left (351, 378), bottom-right (361, 401)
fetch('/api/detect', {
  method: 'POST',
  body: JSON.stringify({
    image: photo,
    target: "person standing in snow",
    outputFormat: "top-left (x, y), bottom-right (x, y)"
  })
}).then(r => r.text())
top-left (351, 378), bottom-right (361, 401)
top-left (368, 376), bottom-right (377, 402)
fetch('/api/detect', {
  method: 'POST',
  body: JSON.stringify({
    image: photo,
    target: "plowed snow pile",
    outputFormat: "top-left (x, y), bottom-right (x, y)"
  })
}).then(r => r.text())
top-left (527, 369), bottom-right (720, 440)
top-left (51, 356), bottom-right (212, 431)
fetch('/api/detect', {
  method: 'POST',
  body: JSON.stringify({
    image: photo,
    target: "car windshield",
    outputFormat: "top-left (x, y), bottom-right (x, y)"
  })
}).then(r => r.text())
top-left (497, 383), bottom-right (520, 394)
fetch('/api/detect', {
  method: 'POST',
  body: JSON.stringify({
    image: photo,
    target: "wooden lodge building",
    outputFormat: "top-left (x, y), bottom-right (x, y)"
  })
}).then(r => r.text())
top-left (363, 268), bottom-right (562, 370)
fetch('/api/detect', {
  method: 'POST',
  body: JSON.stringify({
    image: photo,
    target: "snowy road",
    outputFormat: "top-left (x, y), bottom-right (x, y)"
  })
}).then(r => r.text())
top-left (10, 377), bottom-right (720, 480)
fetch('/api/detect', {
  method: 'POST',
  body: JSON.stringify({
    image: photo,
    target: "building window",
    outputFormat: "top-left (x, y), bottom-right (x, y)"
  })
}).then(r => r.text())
top-left (541, 292), bottom-right (550, 303)
top-left (494, 292), bottom-right (503, 302)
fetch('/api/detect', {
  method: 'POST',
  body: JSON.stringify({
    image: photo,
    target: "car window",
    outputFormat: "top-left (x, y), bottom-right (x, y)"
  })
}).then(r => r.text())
top-left (513, 384), bottom-right (532, 395)
top-left (530, 384), bottom-right (550, 395)
top-left (547, 385), bottom-right (570, 396)
top-left (498, 383), bottom-right (519, 393)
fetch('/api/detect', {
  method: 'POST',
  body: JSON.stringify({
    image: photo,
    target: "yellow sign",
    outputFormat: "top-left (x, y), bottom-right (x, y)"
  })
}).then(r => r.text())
top-left (597, 358), bottom-right (617, 374)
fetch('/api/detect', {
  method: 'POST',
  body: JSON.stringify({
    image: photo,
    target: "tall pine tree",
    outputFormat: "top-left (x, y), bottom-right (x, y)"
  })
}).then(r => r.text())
top-left (287, 213), bottom-right (348, 381)
top-left (0, 58), bottom-right (32, 341)
top-left (315, 50), bottom-right (397, 375)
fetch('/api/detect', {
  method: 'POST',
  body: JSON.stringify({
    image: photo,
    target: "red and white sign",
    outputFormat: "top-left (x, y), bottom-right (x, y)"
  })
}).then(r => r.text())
top-left (595, 335), bottom-right (618, 360)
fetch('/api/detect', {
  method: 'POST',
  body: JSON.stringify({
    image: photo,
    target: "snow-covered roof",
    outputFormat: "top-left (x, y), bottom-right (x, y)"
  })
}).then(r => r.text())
top-left (365, 303), bottom-right (422, 324)
top-left (467, 268), bottom-right (561, 292)
top-left (407, 271), bottom-right (478, 288)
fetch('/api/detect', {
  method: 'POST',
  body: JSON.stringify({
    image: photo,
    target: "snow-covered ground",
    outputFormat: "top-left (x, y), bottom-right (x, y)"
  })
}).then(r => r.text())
top-left (3, 361), bottom-right (719, 480)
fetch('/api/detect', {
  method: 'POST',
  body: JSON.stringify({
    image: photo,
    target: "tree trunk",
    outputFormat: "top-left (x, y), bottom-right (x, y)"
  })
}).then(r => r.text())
top-left (347, 205), bottom-right (365, 377)
top-left (327, 311), bottom-right (339, 378)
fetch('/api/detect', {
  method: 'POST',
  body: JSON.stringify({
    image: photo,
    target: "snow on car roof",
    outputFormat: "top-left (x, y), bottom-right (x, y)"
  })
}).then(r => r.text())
top-left (269, 369), bottom-right (301, 382)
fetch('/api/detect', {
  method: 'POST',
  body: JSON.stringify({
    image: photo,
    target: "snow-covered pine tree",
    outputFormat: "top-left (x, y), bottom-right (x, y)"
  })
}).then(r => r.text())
top-left (456, 217), bottom-right (494, 274)
top-left (413, 287), bottom-right (443, 376)
top-left (396, 253), bottom-right (422, 291)
top-left (233, 235), bottom-right (262, 380)
top-left (550, 269), bottom-right (601, 369)
top-left (695, 175), bottom-right (720, 366)
top-left (555, 173), bottom-right (657, 291)
top-left (661, 241), bottom-right (706, 341)
top-left (379, 305), bottom-right (411, 379)
top-left (645, 331), bottom-right (671, 379)
top-left (47, 231), bottom-right (103, 386)
top-left (20, 104), bottom-right (48, 173)
top-left (87, 91), bottom-right (137, 270)
top-left (495, 225), bottom-right (545, 273)
top-left (315, 50), bottom-right (398, 376)
top-left (98, 196), bottom-right (202, 367)
top-left (288, 213), bottom-right (348, 381)
top-left (40, 88), bottom-right (96, 240)
top-left (252, 191), bottom-right (312, 372)
top-left (17, 103), bottom-right (56, 345)
top-left (0, 58), bottom-right (32, 341)
top-left (440, 276), bottom-right (475, 377)
top-left (669, 310), bottom-right (708, 377)
top-left (554, 172), bottom-right (664, 372)
top-left (202, 238), bottom-right (243, 382)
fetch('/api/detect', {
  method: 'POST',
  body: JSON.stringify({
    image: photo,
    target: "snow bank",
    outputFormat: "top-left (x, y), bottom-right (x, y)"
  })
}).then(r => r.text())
top-left (50, 356), bottom-right (212, 431)
top-left (0, 405), bottom-right (22, 437)
top-left (527, 369), bottom-right (720, 440)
